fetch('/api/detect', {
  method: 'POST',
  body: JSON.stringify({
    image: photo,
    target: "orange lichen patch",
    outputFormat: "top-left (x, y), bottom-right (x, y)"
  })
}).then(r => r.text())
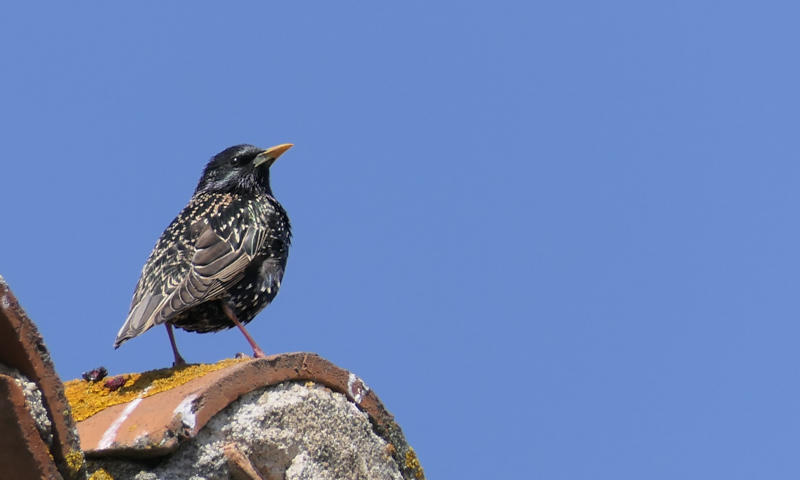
top-left (88, 467), bottom-right (114, 480)
top-left (405, 448), bottom-right (425, 480)
top-left (65, 449), bottom-right (85, 476)
top-left (65, 358), bottom-right (249, 422)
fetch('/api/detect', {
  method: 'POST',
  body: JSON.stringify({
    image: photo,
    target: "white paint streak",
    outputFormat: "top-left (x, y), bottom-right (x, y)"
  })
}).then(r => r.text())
top-left (174, 393), bottom-right (198, 431)
top-left (98, 386), bottom-right (152, 449)
top-left (347, 373), bottom-right (370, 404)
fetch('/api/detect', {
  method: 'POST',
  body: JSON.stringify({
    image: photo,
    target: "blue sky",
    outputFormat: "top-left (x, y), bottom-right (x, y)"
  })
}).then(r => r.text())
top-left (2, 2), bottom-right (800, 478)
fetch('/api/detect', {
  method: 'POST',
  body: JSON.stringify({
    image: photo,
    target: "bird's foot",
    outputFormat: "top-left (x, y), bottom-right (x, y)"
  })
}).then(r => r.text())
top-left (223, 303), bottom-right (268, 360)
top-left (166, 324), bottom-right (187, 367)
top-left (173, 355), bottom-right (187, 367)
top-left (252, 348), bottom-right (267, 359)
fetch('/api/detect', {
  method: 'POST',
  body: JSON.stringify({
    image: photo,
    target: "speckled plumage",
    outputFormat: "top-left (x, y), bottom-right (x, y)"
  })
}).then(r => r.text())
top-left (115, 144), bottom-right (293, 357)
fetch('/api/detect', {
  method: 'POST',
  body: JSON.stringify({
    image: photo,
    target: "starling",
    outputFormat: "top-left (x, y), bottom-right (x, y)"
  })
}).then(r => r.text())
top-left (114, 143), bottom-right (293, 365)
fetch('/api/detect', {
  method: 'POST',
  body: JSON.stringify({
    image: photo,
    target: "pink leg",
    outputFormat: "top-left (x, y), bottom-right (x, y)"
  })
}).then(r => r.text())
top-left (222, 303), bottom-right (266, 358)
top-left (165, 324), bottom-right (187, 366)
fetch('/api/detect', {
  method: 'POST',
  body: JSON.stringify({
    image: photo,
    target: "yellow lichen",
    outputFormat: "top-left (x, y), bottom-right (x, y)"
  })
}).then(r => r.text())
top-left (65, 358), bottom-right (249, 422)
top-left (405, 448), bottom-right (425, 479)
top-left (88, 468), bottom-right (115, 480)
top-left (65, 449), bottom-right (85, 474)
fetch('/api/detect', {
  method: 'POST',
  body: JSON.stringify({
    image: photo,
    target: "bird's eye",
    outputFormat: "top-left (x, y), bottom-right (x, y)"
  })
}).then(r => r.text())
top-left (230, 157), bottom-right (242, 166)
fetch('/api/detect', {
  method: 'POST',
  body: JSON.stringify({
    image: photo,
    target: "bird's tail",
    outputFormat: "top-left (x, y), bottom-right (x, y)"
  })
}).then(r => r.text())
top-left (114, 292), bottom-right (165, 348)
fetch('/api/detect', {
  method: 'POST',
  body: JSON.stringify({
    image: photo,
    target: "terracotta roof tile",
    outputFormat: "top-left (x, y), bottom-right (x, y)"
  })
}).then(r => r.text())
top-left (0, 276), bottom-right (85, 480)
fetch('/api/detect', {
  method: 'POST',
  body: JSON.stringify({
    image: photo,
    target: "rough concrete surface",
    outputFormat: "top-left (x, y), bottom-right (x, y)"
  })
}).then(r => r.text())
top-left (93, 382), bottom-right (403, 480)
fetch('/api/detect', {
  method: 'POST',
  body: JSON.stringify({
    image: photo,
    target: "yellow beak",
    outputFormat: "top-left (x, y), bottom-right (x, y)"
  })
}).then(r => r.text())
top-left (254, 143), bottom-right (294, 167)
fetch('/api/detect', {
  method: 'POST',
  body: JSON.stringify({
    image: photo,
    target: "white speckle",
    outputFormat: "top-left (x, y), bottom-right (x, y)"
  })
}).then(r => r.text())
top-left (260, 286), bottom-right (266, 292)
top-left (174, 394), bottom-right (198, 431)
top-left (1, 295), bottom-right (8, 310)
top-left (246, 283), bottom-right (253, 290)
top-left (347, 373), bottom-right (370, 404)
top-left (99, 386), bottom-right (152, 449)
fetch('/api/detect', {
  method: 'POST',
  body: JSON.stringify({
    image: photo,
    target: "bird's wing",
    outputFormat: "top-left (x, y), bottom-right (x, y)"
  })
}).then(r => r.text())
top-left (156, 221), bottom-right (263, 318)
top-left (114, 209), bottom-right (266, 348)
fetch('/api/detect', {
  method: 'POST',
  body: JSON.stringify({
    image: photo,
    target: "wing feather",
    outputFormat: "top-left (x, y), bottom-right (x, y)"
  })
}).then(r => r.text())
top-left (115, 195), bottom-right (272, 348)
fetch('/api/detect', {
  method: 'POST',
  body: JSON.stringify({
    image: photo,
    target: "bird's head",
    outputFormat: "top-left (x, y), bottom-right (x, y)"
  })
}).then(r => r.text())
top-left (195, 143), bottom-right (293, 196)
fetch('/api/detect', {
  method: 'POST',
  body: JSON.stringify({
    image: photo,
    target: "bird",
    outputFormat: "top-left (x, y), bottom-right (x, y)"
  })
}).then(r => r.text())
top-left (114, 143), bottom-right (293, 365)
